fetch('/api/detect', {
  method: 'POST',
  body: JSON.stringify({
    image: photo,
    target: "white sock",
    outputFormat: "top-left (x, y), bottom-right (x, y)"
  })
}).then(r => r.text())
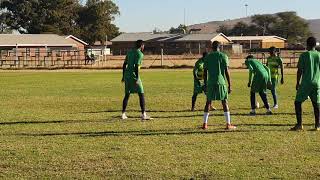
top-left (203, 112), bottom-right (209, 124)
top-left (142, 112), bottom-right (147, 117)
top-left (224, 112), bottom-right (231, 124)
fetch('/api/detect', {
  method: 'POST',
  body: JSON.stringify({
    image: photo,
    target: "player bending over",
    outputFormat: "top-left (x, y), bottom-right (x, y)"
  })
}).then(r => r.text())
top-left (291, 37), bottom-right (320, 131)
top-left (121, 40), bottom-right (152, 120)
top-left (245, 55), bottom-right (273, 115)
top-left (267, 47), bottom-right (284, 109)
top-left (202, 41), bottom-right (236, 130)
top-left (191, 52), bottom-right (216, 111)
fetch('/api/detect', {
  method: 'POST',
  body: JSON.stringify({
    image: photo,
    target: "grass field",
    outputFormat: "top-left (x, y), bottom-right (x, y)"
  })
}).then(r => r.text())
top-left (0, 70), bottom-right (319, 179)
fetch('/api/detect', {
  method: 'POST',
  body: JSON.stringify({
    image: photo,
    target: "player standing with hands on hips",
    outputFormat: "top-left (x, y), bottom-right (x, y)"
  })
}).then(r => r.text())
top-left (291, 37), bottom-right (320, 131)
top-left (121, 40), bottom-right (152, 120)
top-left (202, 41), bottom-right (236, 130)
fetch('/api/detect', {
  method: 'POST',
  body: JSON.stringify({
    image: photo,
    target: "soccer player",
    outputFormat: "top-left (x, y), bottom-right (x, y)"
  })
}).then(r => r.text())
top-left (202, 41), bottom-right (236, 130)
top-left (191, 52), bottom-right (216, 111)
top-left (245, 55), bottom-right (273, 115)
top-left (121, 40), bottom-right (152, 120)
top-left (291, 37), bottom-right (320, 131)
top-left (267, 47), bottom-right (284, 109)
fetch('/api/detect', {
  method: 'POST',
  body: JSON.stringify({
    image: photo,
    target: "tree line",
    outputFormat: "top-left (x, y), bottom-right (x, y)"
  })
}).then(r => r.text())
top-left (217, 12), bottom-right (311, 44)
top-left (0, 0), bottom-right (120, 45)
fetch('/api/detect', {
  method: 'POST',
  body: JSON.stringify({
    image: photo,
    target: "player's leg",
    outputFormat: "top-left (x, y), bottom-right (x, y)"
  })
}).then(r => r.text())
top-left (139, 93), bottom-right (152, 120)
top-left (202, 100), bottom-right (211, 129)
top-left (191, 94), bottom-right (198, 111)
top-left (250, 91), bottom-right (256, 115)
top-left (259, 91), bottom-right (272, 115)
top-left (122, 93), bottom-right (130, 119)
top-left (312, 101), bottom-right (320, 130)
top-left (271, 78), bottom-right (278, 108)
top-left (291, 101), bottom-right (303, 131)
top-left (222, 100), bottom-right (236, 130)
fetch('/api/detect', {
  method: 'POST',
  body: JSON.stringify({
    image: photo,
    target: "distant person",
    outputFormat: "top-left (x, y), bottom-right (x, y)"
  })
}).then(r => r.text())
top-left (191, 52), bottom-right (216, 111)
top-left (267, 47), bottom-right (284, 109)
top-left (202, 41), bottom-right (236, 130)
top-left (291, 37), bottom-right (320, 131)
top-left (121, 40), bottom-right (152, 120)
top-left (245, 55), bottom-right (273, 116)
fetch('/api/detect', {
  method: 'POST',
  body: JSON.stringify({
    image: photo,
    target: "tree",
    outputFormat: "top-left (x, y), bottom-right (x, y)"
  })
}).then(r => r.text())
top-left (251, 14), bottom-right (277, 35)
top-left (169, 24), bottom-right (187, 34)
top-left (0, 0), bottom-right (80, 35)
top-left (272, 12), bottom-right (311, 44)
top-left (216, 25), bottom-right (231, 35)
top-left (78, 0), bottom-right (120, 44)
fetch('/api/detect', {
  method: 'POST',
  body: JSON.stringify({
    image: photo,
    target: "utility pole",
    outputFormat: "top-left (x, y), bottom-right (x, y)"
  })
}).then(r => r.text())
top-left (184, 8), bottom-right (186, 26)
top-left (245, 4), bottom-right (248, 17)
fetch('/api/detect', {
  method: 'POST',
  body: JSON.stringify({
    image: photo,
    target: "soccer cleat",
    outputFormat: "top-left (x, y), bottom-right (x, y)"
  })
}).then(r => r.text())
top-left (315, 127), bottom-right (320, 131)
top-left (290, 125), bottom-right (304, 131)
top-left (250, 111), bottom-right (256, 116)
top-left (202, 123), bottom-right (208, 130)
top-left (121, 113), bottom-right (128, 120)
top-left (141, 114), bottom-right (153, 120)
top-left (266, 111), bottom-right (273, 115)
top-left (273, 104), bottom-right (279, 109)
top-left (226, 124), bottom-right (237, 130)
top-left (191, 108), bottom-right (195, 112)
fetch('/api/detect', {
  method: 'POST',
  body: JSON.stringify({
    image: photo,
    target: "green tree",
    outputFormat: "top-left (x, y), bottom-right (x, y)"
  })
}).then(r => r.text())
top-left (216, 25), bottom-right (231, 35)
top-left (272, 12), bottom-right (311, 44)
top-left (78, 0), bottom-right (120, 44)
top-left (251, 14), bottom-right (277, 35)
top-left (0, 0), bottom-right (80, 35)
top-left (169, 24), bottom-right (187, 34)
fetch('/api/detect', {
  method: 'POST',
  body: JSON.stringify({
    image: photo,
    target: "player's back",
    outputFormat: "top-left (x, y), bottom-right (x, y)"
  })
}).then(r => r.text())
top-left (204, 51), bottom-right (228, 85)
top-left (299, 50), bottom-right (320, 87)
top-left (125, 49), bottom-right (143, 78)
top-left (247, 59), bottom-right (268, 77)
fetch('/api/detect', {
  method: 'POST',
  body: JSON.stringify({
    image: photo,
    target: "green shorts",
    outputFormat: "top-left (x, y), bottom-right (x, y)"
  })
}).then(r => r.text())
top-left (206, 84), bottom-right (228, 101)
top-left (295, 84), bottom-right (320, 104)
top-left (125, 77), bottom-right (144, 94)
top-left (251, 75), bottom-right (268, 93)
top-left (194, 79), bottom-right (204, 95)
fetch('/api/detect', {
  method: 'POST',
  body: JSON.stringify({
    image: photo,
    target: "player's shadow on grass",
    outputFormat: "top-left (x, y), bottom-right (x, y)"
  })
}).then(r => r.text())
top-left (83, 109), bottom-right (200, 114)
top-left (0, 119), bottom-right (118, 125)
top-left (15, 128), bottom-right (292, 138)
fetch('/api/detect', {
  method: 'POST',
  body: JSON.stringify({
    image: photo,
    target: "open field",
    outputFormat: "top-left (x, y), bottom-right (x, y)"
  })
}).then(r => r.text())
top-left (0, 70), bottom-right (319, 179)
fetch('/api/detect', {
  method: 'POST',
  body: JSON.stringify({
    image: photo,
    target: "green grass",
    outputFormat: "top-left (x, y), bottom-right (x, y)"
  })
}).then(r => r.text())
top-left (0, 70), bottom-right (319, 179)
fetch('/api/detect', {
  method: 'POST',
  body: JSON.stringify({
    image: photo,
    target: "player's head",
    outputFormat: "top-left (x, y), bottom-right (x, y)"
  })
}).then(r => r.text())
top-left (202, 52), bottom-right (208, 58)
top-left (135, 40), bottom-right (145, 51)
top-left (246, 55), bottom-right (254, 60)
top-left (212, 41), bottom-right (220, 51)
top-left (306, 37), bottom-right (317, 50)
top-left (269, 46), bottom-right (276, 56)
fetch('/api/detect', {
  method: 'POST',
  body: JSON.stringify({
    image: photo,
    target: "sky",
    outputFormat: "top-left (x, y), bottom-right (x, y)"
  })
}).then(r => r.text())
top-left (112, 0), bottom-right (320, 33)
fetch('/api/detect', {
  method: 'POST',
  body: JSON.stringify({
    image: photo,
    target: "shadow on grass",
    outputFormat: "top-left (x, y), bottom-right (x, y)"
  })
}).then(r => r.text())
top-left (0, 119), bottom-right (118, 125)
top-left (15, 128), bottom-right (289, 138)
top-left (82, 109), bottom-right (197, 114)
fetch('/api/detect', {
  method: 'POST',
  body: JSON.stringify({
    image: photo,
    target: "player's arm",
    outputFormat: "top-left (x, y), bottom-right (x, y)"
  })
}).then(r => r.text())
top-left (122, 56), bottom-right (128, 82)
top-left (193, 67), bottom-right (198, 80)
top-left (263, 64), bottom-right (272, 82)
top-left (296, 56), bottom-right (304, 90)
top-left (248, 69), bottom-right (253, 87)
top-left (225, 67), bottom-right (232, 94)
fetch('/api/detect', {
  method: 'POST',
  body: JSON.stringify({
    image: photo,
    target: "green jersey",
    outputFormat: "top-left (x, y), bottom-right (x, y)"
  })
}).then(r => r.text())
top-left (245, 59), bottom-right (270, 79)
top-left (124, 49), bottom-right (144, 79)
top-left (204, 51), bottom-right (229, 85)
top-left (267, 56), bottom-right (283, 79)
top-left (297, 50), bottom-right (320, 87)
top-left (194, 58), bottom-right (205, 80)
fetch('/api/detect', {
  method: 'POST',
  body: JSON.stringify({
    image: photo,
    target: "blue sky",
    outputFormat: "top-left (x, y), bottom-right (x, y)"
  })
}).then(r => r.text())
top-left (112, 0), bottom-right (320, 32)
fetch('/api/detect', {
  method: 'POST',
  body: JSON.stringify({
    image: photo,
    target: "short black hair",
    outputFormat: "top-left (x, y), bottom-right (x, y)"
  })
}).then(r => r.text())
top-left (202, 52), bottom-right (208, 57)
top-left (269, 46), bottom-right (276, 53)
top-left (307, 37), bottom-right (317, 48)
top-left (135, 40), bottom-right (145, 49)
top-left (212, 41), bottom-right (220, 49)
top-left (246, 55), bottom-right (254, 60)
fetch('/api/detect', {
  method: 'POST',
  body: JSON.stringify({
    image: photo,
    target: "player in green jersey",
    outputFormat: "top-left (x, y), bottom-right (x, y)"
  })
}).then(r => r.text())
top-left (202, 41), bottom-right (236, 130)
top-left (291, 37), bottom-right (320, 131)
top-left (245, 55), bottom-right (273, 115)
top-left (121, 40), bottom-right (152, 120)
top-left (191, 52), bottom-right (216, 111)
top-left (267, 47), bottom-right (284, 109)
